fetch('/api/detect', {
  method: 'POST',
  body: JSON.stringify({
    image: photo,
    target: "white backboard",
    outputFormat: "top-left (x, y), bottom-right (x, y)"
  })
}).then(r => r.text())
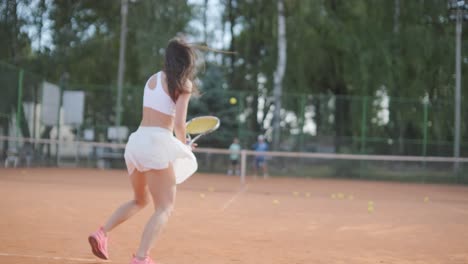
top-left (63, 91), bottom-right (85, 126)
top-left (41, 82), bottom-right (60, 125)
top-left (83, 128), bottom-right (95, 141)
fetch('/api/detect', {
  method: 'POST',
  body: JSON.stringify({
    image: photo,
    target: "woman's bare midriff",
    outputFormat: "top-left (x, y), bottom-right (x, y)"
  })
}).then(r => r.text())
top-left (140, 107), bottom-right (174, 131)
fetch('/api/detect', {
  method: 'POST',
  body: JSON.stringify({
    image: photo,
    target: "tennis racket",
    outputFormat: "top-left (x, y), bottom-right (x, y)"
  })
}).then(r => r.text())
top-left (186, 116), bottom-right (220, 146)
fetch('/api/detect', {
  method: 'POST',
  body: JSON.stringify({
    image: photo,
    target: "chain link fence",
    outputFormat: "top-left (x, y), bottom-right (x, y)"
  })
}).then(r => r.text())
top-left (1, 61), bottom-right (467, 163)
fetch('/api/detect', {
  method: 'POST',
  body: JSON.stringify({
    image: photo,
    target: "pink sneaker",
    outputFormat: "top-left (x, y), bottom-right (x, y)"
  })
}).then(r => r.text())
top-left (130, 255), bottom-right (157, 264)
top-left (88, 227), bottom-right (109, 260)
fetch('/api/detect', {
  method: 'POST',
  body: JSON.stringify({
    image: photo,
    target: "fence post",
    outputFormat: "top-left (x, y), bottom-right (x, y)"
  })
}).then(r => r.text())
top-left (358, 96), bottom-right (368, 179)
top-left (422, 101), bottom-right (429, 157)
top-left (360, 96), bottom-right (368, 154)
top-left (298, 95), bottom-right (306, 151)
top-left (56, 73), bottom-right (68, 165)
top-left (16, 69), bottom-right (24, 138)
top-left (238, 92), bottom-right (244, 143)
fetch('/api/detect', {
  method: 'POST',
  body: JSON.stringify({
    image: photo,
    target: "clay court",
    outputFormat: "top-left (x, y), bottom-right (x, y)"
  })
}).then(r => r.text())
top-left (1, 168), bottom-right (468, 264)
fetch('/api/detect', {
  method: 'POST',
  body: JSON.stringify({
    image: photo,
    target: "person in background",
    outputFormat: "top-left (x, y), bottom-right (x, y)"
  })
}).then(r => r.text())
top-left (253, 135), bottom-right (268, 177)
top-left (228, 137), bottom-right (241, 175)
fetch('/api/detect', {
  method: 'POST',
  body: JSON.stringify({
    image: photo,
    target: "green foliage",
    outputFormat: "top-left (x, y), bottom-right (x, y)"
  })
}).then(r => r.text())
top-left (221, 0), bottom-right (467, 152)
top-left (189, 64), bottom-right (237, 148)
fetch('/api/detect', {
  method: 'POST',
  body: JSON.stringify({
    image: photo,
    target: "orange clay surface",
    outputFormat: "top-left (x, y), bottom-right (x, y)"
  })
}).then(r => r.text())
top-left (1, 168), bottom-right (468, 264)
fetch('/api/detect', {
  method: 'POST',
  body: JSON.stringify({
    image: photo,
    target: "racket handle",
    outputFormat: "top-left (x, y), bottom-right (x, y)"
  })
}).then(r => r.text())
top-left (188, 134), bottom-right (202, 146)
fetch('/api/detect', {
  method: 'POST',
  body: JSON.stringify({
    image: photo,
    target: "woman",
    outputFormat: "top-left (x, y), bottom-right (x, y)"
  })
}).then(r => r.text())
top-left (88, 37), bottom-right (199, 264)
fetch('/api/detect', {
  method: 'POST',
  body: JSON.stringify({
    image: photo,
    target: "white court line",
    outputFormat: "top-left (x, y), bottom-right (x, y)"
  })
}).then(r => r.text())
top-left (0, 252), bottom-right (108, 262)
top-left (221, 184), bottom-right (249, 211)
top-left (447, 205), bottom-right (468, 215)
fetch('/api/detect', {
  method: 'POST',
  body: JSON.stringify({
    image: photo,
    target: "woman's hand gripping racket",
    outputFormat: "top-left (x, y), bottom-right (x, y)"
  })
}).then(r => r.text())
top-left (186, 116), bottom-right (220, 146)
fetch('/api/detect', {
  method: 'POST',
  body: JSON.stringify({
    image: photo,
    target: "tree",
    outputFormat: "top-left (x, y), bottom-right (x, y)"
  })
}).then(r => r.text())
top-left (272, 0), bottom-right (287, 149)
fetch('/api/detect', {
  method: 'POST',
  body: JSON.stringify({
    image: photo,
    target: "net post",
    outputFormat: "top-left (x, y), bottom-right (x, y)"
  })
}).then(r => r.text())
top-left (240, 149), bottom-right (247, 184)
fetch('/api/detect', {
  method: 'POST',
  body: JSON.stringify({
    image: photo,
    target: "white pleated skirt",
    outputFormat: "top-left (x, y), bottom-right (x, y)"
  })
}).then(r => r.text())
top-left (124, 126), bottom-right (198, 184)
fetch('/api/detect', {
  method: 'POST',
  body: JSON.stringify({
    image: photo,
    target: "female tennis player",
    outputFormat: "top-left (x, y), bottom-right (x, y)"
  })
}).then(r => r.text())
top-left (88, 37), bottom-right (198, 264)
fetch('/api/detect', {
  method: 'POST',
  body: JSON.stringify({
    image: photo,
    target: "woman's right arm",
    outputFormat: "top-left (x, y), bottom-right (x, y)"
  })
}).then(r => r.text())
top-left (173, 81), bottom-right (193, 144)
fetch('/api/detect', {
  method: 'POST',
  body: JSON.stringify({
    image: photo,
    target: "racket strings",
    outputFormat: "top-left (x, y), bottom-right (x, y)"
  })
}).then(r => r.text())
top-left (186, 118), bottom-right (219, 135)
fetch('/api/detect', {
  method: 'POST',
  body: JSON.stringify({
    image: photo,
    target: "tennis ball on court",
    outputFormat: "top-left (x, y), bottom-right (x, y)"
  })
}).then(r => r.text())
top-left (229, 97), bottom-right (237, 105)
top-left (272, 199), bottom-right (279, 205)
top-left (337, 193), bottom-right (345, 199)
top-left (305, 192), bottom-right (311, 198)
top-left (424, 197), bottom-right (429, 202)
top-left (199, 193), bottom-right (205, 199)
top-left (293, 191), bottom-right (299, 196)
top-left (368, 206), bottom-right (374, 213)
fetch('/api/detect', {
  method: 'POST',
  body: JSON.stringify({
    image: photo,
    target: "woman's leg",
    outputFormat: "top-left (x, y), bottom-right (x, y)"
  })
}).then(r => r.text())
top-left (135, 165), bottom-right (176, 259)
top-left (102, 170), bottom-right (150, 233)
top-left (89, 170), bottom-right (149, 260)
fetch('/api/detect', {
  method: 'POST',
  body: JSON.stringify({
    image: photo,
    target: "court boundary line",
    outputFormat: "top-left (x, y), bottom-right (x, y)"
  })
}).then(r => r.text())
top-left (220, 184), bottom-right (249, 211)
top-left (440, 204), bottom-right (468, 215)
top-left (0, 252), bottom-right (109, 262)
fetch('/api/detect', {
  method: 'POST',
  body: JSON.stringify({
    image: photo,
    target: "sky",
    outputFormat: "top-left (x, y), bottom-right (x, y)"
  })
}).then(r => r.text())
top-left (19, 0), bottom-right (54, 51)
top-left (21, 0), bottom-right (228, 52)
top-left (188, 0), bottom-right (227, 48)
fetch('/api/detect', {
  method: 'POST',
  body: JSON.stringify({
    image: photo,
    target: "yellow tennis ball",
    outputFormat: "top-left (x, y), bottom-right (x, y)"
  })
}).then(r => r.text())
top-left (272, 199), bottom-right (279, 205)
top-left (305, 192), bottom-right (311, 198)
top-left (424, 197), bottom-right (429, 202)
top-left (199, 193), bottom-right (205, 199)
top-left (229, 97), bottom-right (237, 105)
top-left (368, 206), bottom-right (374, 213)
top-left (293, 191), bottom-right (299, 196)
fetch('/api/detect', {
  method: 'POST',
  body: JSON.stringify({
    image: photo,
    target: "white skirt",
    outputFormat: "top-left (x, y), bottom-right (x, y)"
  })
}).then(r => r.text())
top-left (124, 126), bottom-right (198, 184)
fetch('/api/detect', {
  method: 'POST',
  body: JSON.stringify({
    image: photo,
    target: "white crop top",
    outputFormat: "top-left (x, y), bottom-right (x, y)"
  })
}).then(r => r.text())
top-left (143, 71), bottom-right (176, 116)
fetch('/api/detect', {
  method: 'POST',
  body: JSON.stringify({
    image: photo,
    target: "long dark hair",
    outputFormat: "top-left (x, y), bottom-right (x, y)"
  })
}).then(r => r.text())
top-left (163, 38), bottom-right (199, 102)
